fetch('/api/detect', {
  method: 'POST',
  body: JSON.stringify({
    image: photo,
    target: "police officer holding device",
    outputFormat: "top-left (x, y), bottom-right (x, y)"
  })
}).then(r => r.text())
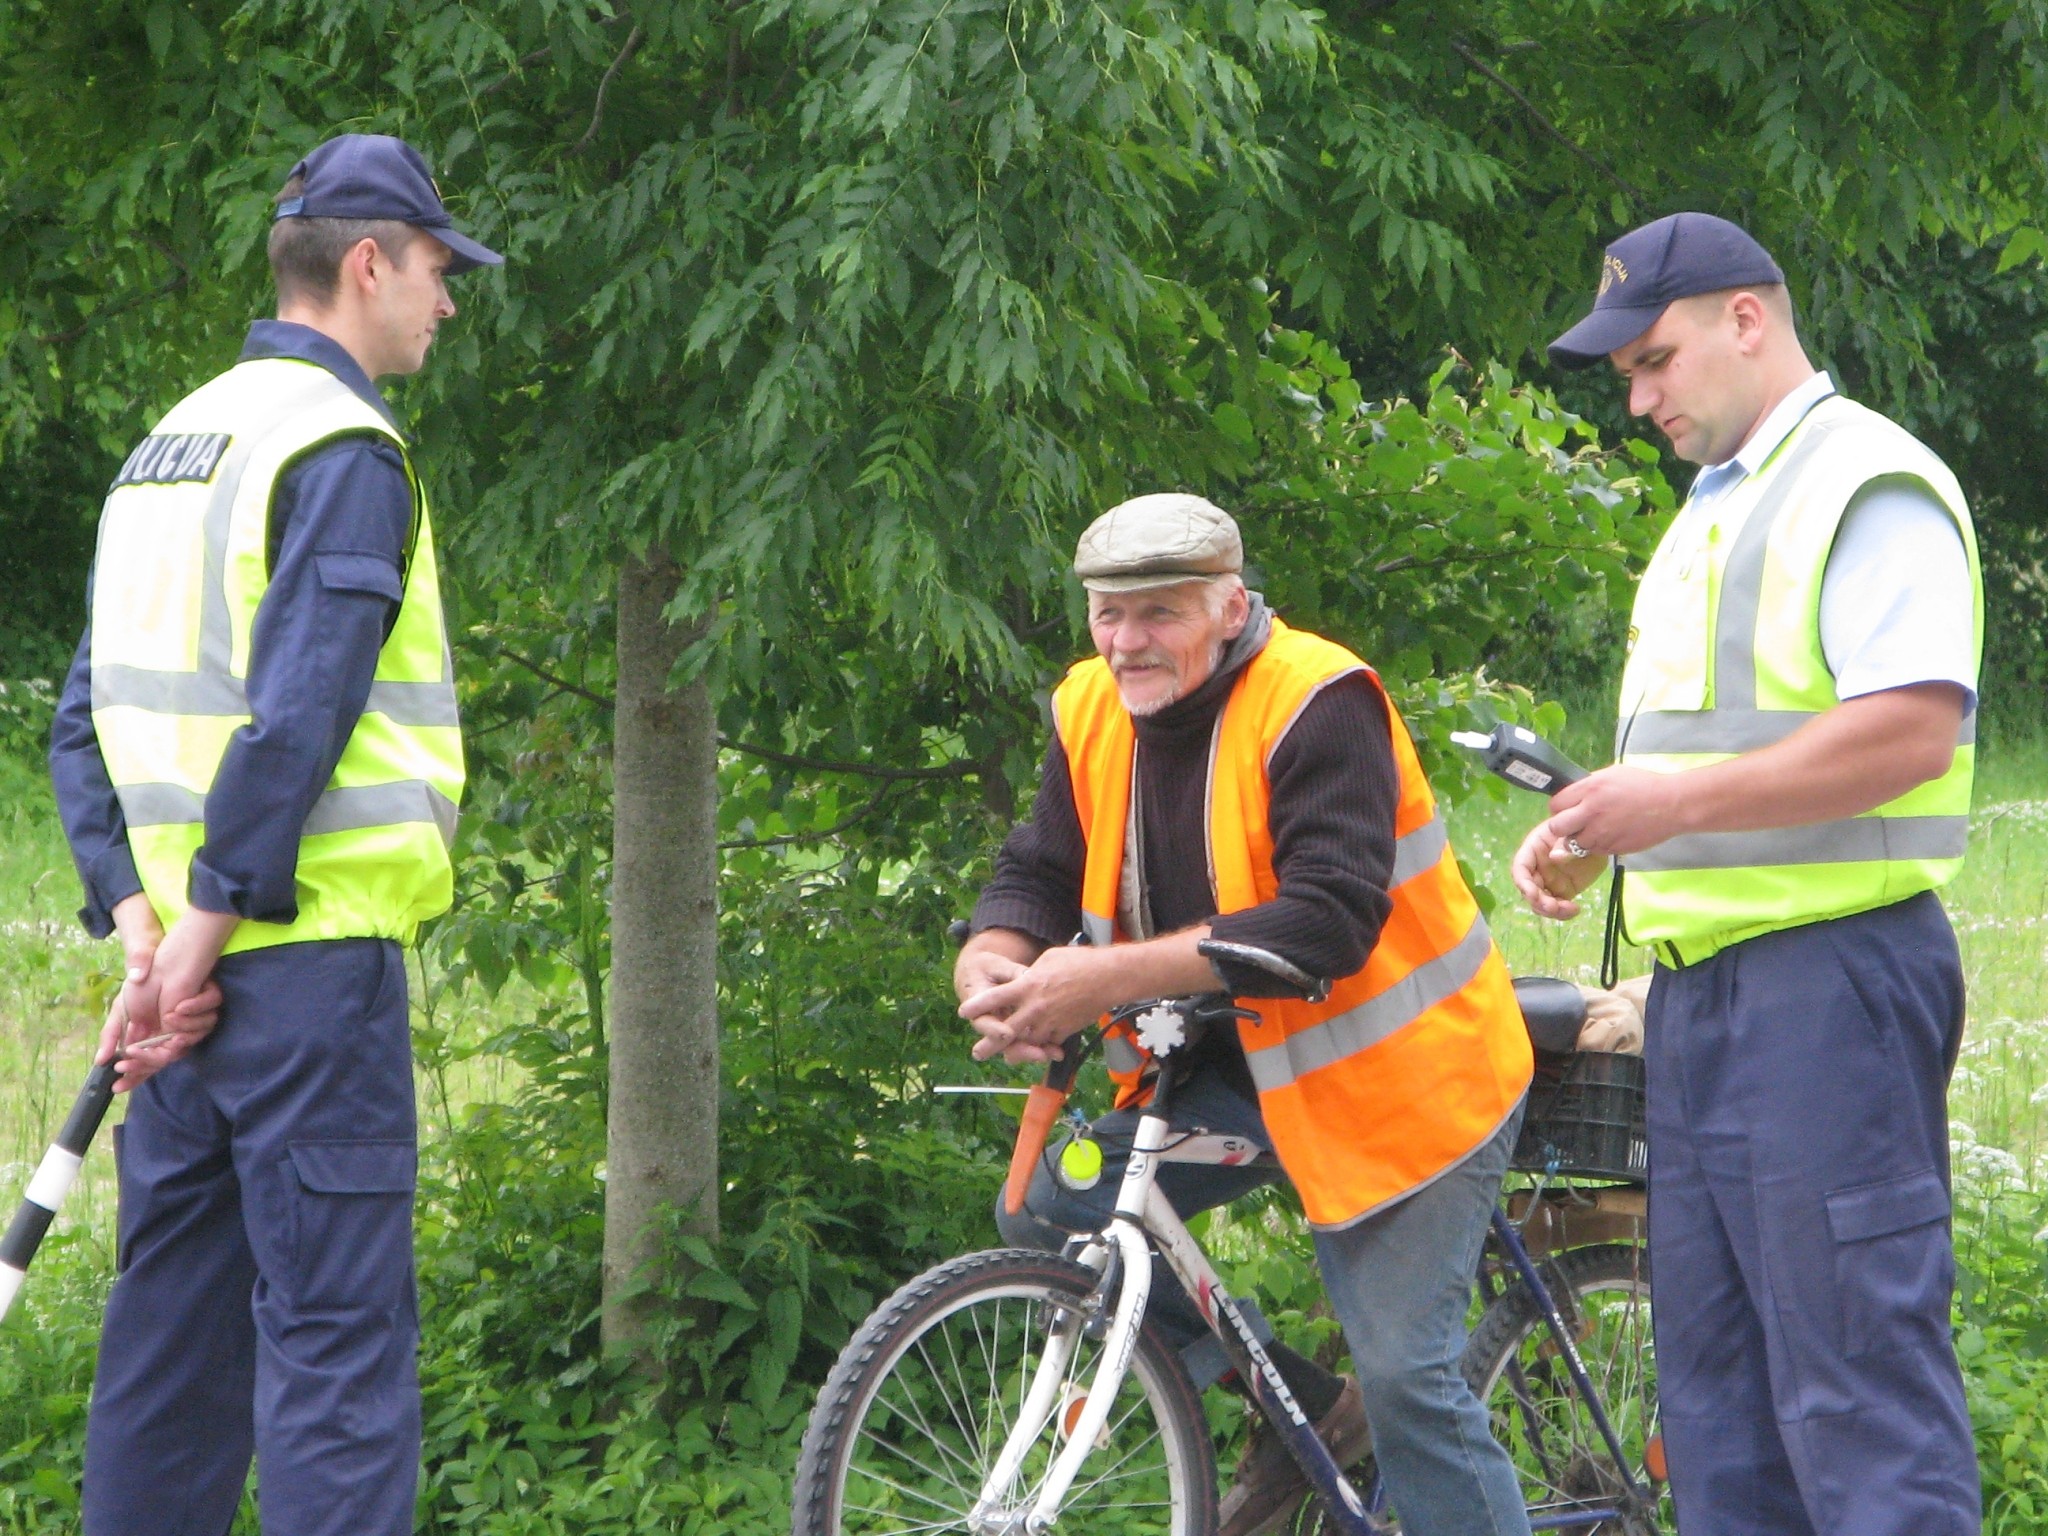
top-left (48, 134), bottom-right (500, 1535)
top-left (1516, 213), bottom-right (1982, 1534)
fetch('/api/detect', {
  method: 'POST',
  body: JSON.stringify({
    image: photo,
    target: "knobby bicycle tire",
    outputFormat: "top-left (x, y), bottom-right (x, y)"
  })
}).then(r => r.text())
top-left (1464, 1242), bottom-right (1668, 1535)
top-left (792, 1248), bottom-right (1219, 1536)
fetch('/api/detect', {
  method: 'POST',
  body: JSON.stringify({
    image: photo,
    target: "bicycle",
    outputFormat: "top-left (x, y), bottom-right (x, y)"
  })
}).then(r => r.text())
top-left (792, 943), bottom-right (1667, 1535)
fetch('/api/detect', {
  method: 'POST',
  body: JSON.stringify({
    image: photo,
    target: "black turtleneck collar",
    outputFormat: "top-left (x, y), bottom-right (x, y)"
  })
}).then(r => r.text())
top-left (1131, 591), bottom-right (1273, 745)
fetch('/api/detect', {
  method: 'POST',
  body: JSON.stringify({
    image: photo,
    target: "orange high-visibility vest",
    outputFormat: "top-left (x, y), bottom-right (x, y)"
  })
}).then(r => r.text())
top-left (1052, 617), bottom-right (1531, 1229)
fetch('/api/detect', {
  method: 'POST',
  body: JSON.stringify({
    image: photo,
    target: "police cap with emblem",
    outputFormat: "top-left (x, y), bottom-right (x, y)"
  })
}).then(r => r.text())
top-left (274, 134), bottom-right (504, 275)
top-left (1547, 212), bottom-right (1783, 369)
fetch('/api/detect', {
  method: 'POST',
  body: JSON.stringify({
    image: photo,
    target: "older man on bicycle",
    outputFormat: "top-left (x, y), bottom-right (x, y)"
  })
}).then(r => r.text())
top-left (955, 494), bottom-right (1535, 1536)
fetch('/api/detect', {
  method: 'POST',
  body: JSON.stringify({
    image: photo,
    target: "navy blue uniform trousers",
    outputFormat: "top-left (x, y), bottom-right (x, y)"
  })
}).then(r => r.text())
top-left (1644, 891), bottom-right (1981, 1535)
top-left (83, 939), bottom-right (419, 1536)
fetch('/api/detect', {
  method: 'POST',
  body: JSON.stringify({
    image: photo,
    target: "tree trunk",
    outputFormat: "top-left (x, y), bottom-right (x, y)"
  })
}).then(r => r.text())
top-left (602, 550), bottom-right (719, 1357)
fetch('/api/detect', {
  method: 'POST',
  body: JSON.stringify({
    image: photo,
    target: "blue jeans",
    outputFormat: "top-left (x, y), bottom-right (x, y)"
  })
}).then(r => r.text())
top-left (994, 1068), bottom-right (1531, 1536)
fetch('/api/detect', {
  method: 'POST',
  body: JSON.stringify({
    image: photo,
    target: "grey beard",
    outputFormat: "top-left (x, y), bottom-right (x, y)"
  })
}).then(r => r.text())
top-left (1118, 635), bottom-right (1228, 718)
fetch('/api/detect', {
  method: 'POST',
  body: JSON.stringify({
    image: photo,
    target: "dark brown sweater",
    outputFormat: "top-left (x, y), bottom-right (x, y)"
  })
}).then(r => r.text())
top-left (972, 601), bottom-right (1401, 1092)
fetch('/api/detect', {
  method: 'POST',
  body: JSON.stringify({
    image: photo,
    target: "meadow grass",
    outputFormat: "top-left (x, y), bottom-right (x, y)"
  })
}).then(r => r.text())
top-left (0, 753), bottom-right (118, 1263)
top-left (0, 718), bottom-right (2043, 1530)
top-left (4, 714), bottom-right (2045, 1254)
top-left (0, 751), bottom-right (521, 1264)
top-left (1448, 702), bottom-right (2048, 1183)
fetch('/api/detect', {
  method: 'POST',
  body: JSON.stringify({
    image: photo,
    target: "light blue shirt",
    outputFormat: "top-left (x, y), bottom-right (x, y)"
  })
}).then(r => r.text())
top-left (1681, 371), bottom-right (1977, 709)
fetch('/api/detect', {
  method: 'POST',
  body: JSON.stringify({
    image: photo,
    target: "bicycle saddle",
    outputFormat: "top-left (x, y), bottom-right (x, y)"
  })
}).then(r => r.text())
top-left (1512, 975), bottom-right (1587, 1056)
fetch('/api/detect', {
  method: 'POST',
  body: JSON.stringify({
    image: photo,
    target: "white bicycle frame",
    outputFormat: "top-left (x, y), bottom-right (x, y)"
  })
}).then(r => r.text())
top-left (967, 1117), bottom-right (1358, 1536)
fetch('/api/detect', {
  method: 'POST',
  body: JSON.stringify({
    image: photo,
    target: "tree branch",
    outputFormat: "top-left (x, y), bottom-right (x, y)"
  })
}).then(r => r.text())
top-left (487, 647), bottom-right (981, 781)
top-left (478, 42), bottom-right (557, 98)
top-left (491, 646), bottom-right (616, 708)
top-left (36, 238), bottom-right (191, 347)
top-left (1449, 39), bottom-right (1646, 211)
top-left (722, 736), bottom-right (980, 782)
top-left (479, 12), bottom-right (632, 98)
top-left (575, 23), bottom-right (645, 152)
top-left (720, 782), bottom-right (895, 850)
top-left (724, 22), bottom-right (744, 118)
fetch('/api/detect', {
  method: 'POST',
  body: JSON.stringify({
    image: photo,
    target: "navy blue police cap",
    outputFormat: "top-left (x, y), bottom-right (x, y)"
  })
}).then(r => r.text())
top-left (274, 134), bottom-right (503, 275)
top-left (1548, 212), bottom-right (1783, 369)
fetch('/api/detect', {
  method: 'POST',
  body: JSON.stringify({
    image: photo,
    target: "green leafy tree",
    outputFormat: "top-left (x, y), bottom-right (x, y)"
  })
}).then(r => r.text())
top-left (5, 0), bottom-right (2046, 1372)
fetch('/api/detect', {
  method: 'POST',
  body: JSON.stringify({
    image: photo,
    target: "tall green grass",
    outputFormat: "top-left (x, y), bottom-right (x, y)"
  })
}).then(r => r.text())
top-left (1449, 707), bottom-right (2048, 1180)
top-left (5, 717), bottom-right (2045, 1253)
top-left (0, 713), bottom-right (2042, 1531)
top-left (0, 754), bottom-right (117, 1259)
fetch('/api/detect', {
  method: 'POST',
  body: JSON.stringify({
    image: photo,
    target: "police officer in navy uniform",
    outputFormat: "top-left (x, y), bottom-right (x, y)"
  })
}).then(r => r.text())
top-left (1515, 214), bottom-right (1982, 1534)
top-left (49, 134), bottom-right (500, 1535)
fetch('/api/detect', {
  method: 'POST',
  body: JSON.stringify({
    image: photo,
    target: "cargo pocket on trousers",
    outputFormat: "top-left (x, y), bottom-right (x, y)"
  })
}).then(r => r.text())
top-left (284, 1140), bottom-right (415, 1311)
top-left (1825, 1167), bottom-right (1952, 1359)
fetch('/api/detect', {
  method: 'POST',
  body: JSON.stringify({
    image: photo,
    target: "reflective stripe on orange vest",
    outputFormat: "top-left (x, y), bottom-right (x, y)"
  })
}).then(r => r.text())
top-left (1052, 617), bottom-right (1532, 1229)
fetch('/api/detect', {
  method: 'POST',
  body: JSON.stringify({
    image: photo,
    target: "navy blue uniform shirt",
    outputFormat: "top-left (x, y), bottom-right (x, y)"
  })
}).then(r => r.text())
top-left (49, 321), bottom-right (417, 935)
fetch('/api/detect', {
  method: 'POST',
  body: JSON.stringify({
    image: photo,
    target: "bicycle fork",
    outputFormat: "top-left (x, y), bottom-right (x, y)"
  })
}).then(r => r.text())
top-left (970, 1093), bottom-right (1380, 1536)
top-left (966, 1123), bottom-right (1158, 1536)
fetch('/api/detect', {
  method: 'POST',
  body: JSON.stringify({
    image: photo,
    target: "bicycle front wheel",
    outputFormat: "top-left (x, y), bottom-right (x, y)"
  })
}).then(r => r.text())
top-left (1464, 1242), bottom-right (1668, 1534)
top-left (793, 1248), bottom-right (1218, 1536)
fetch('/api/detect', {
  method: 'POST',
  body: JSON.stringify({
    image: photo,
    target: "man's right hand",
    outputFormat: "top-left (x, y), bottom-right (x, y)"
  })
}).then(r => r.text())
top-left (97, 896), bottom-right (231, 1092)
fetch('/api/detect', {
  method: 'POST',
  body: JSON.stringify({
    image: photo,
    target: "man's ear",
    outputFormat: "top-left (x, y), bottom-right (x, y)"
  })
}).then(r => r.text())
top-left (1220, 580), bottom-right (1251, 639)
top-left (336, 236), bottom-right (381, 301)
top-left (1729, 289), bottom-right (1770, 354)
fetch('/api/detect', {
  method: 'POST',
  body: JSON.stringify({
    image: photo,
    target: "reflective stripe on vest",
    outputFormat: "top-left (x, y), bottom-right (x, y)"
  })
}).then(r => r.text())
top-left (1054, 617), bottom-right (1532, 1229)
top-left (89, 357), bottom-right (463, 952)
top-left (1615, 395), bottom-right (1981, 960)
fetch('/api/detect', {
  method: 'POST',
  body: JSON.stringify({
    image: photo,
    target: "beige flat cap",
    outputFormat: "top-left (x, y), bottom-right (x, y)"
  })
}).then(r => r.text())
top-left (1073, 493), bottom-right (1243, 592)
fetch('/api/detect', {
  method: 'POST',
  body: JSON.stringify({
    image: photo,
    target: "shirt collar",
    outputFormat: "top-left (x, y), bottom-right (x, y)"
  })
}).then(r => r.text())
top-left (238, 320), bottom-right (404, 436)
top-left (1693, 370), bottom-right (1835, 500)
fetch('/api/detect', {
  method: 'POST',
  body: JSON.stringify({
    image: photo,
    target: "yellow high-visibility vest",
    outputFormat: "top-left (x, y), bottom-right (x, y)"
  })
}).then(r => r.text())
top-left (89, 356), bottom-right (463, 951)
top-left (1055, 618), bottom-right (1531, 1229)
top-left (1616, 393), bottom-right (1981, 964)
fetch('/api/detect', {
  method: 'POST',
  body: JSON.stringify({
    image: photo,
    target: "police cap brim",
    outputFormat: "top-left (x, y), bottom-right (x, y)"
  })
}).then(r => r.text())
top-left (1546, 301), bottom-right (1669, 370)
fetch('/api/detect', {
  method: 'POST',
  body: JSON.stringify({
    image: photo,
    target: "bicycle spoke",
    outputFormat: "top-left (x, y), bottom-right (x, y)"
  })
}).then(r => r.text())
top-left (843, 1456), bottom-right (976, 1520)
top-left (854, 1418), bottom-right (976, 1504)
top-left (1470, 1248), bottom-right (1668, 1532)
top-left (1064, 1394), bottom-right (1170, 1502)
top-left (932, 1307), bottom-right (990, 1460)
top-left (797, 1254), bottom-right (1215, 1536)
top-left (838, 1505), bottom-right (973, 1536)
top-left (899, 1337), bottom-right (984, 1480)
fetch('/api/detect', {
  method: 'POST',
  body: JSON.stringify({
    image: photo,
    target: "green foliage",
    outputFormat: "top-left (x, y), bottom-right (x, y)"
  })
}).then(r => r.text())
top-left (0, 679), bottom-right (55, 767)
top-left (411, 943), bottom-right (1012, 1533)
top-left (2, 4), bottom-right (2047, 1528)
top-left (0, 1234), bottom-right (103, 1532)
top-left (1955, 1179), bottom-right (2048, 1529)
top-left (9, 0), bottom-right (2048, 695)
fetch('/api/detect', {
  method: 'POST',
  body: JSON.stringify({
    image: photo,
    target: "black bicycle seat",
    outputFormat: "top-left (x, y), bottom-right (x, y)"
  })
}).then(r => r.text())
top-left (1512, 976), bottom-right (1587, 1056)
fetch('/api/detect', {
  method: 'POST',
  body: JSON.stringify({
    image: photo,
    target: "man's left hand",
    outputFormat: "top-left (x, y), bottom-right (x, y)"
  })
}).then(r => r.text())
top-left (1545, 765), bottom-right (1689, 859)
top-left (959, 946), bottom-right (1117, 1064)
